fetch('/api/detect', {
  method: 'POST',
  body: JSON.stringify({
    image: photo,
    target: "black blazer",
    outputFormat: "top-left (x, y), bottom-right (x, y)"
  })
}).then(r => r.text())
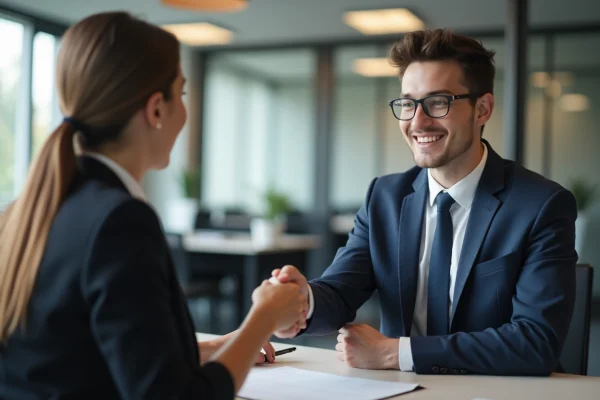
top-left (0, 157), bottom-right (234, 399)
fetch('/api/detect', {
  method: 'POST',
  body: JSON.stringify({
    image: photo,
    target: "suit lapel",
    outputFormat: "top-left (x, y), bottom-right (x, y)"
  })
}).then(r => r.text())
top-left (451, 142), bottom-right (505, 325)
top-left (398, 169), bottom-right (428, 335)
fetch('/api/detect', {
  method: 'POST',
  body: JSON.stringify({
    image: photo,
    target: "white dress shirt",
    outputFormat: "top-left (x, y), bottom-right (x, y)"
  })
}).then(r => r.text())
top-left (83, 152), bottom-right (148, 202)
top-left (398, 144), bottom-right (487, 370)
top-left (307, 144), bottom-right (488, 371)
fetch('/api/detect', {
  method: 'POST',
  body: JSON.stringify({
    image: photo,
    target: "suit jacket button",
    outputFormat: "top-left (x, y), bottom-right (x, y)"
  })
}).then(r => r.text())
top-left (453, 369), bottom-right (460, 375)
top-left (440, 367), bottom-right (448, 374)
top-left (432, 366), bottom-right (440, 374)
top-left (460, 368), bottom-right (469, 375)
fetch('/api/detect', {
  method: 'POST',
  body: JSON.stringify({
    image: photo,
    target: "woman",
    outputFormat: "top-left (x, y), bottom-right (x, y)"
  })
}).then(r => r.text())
top-left (0, 12), bottom-right (306, 399)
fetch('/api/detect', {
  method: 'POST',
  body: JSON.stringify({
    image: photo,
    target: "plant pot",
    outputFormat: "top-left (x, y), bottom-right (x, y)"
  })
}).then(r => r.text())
top-left (165, 197), bottom-right (199, 233)
top-left (250, 218), bottom-right (285, 247)
top-left (575, 213), bottom-right (588, 257)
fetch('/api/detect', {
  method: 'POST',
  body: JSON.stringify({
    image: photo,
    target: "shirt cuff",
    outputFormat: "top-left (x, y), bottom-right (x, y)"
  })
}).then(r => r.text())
top-left (306, 284), bottom-right (315, 319)
top-left (399, 337), bottom-right (414, 371)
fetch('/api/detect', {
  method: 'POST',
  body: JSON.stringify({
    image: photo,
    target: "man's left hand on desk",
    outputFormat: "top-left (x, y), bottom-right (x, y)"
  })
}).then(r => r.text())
top-left (336, 324), bottom-right (399, 370)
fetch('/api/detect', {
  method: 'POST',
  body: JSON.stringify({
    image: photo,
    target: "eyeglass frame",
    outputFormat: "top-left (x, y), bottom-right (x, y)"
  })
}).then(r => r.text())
top-left (388, 93), bottom-right (483, 121)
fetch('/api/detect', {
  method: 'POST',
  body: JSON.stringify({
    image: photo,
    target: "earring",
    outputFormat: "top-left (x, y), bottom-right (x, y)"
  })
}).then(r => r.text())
top-left (156, 122), bottom-right (162, 130)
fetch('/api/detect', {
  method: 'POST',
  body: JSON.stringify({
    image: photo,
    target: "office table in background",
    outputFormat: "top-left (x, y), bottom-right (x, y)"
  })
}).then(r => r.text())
top-left (196, 333), bottom-right (600, 400)
top-left (183, 231), bottom-right (320, 324)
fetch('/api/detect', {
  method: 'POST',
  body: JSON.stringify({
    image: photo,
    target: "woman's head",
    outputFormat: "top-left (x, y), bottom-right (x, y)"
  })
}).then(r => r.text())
top-left (58, 11), bottom-right (186, 168)
top-left (0, 12), bottom-right (184, 341)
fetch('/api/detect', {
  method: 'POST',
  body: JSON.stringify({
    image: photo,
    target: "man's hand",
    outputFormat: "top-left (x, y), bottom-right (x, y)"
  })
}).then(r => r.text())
top-left (271, 265), bottom-right (309, 338)
top-left (198, 332), bottom-right (276, 364)
top-left (335, 324), bottom-right (399, 370)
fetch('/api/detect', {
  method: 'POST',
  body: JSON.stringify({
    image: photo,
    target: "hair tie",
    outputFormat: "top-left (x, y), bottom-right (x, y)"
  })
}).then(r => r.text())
top-left (63, 117), bottom-right (89, 133)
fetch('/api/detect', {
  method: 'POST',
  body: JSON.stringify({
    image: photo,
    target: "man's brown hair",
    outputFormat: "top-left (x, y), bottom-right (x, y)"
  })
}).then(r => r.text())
top-left (390, 29), bottom-right (496, 100)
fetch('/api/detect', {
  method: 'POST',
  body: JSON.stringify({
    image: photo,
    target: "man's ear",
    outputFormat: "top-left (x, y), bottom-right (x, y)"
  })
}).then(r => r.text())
top-left (476, 93), bottom-right (494, 125)
top-left (144, 92), bottom-right (164, 129)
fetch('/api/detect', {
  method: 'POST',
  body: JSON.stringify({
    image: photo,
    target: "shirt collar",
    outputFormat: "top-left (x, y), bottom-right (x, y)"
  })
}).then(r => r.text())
top-left (427, 143), bottom-right (488, 210)
top-left (83, 152), bottom-right (147, 202)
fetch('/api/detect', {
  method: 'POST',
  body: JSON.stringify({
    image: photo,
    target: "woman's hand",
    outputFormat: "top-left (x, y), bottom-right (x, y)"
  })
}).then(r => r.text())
top-left (251, 279), bottom-right (306, 334)
top-left (198, 333), bottom-right (276, 364)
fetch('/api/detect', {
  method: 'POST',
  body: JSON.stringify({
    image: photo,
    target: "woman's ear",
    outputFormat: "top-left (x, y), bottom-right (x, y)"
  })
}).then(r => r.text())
top-left (144, 92), bottom-right (164, 129)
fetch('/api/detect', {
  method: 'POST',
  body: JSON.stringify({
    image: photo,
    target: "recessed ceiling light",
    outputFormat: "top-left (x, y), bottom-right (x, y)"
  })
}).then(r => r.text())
top-left (161, 23), bottom-right (233, 46)
top-left (560, 94), bottom-right (591, 112)
top-left (545, 80), bottom-right (562, 98)
top-left (353, 58), bottom-right (397, 77)
top-left (531, 71), bottom-right (574, 88)
top-left (161, 0), bottom-right (248, 11)
top-left (343, 8), bottom-right (424, 35)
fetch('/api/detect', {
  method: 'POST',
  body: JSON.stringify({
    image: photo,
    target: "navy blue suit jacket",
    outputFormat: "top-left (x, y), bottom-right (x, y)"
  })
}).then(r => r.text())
top-left (306, 142), bottom-right (577, 376)
top-left (0, 157), bottom-right (233, 399)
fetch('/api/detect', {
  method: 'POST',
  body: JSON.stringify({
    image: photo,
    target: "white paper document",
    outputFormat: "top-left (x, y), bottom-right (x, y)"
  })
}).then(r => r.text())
top-left (238, 366), bottom-right (421, 400)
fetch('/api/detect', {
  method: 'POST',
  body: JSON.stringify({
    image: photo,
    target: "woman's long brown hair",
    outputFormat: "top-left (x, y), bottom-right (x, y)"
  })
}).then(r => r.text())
top-left (0, 12), bottom-right (179, 341)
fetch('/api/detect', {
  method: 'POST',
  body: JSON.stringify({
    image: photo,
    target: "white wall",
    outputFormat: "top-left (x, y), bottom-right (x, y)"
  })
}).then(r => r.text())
top-left (272, 82), bottom-right (315, 211)
top-left (331, 79), bottom-right (377, 209)
top-left (202, 67), bottom-right (244, 209)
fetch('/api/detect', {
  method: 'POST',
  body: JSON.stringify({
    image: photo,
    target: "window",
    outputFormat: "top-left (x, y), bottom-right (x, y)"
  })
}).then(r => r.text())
top-left (203, 49), bottom-right (316, 213)
top-left (0, 12), bottom-right (61, 207)
top-left (0, 16), bottom-right (27, 206)
top-left (31, 31), bottom-right (60, 158)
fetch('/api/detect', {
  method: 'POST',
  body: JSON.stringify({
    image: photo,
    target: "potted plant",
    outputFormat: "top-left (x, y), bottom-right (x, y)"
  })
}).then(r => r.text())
top-left (166, 169), bottom-right (202, 233)
top-left (250, 187), bottom-right (292, 246)
top-left (570, 178), bottom-right (596, 256)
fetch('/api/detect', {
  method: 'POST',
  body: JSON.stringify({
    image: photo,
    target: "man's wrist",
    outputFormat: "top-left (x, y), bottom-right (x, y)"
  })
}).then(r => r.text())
top-left (380, 338), bottom-right (400, 370)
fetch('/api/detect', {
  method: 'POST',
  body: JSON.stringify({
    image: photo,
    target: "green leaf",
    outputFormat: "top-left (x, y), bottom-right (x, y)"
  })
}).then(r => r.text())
top-left (569, 178), bottom-right (596, 212)
top-left (181, 169), bottom-right (201, 199)
top-left (263, 186), bottom-right (292, 220)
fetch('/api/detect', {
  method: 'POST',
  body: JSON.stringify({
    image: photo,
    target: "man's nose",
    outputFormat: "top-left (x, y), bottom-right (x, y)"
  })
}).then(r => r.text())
top-left (410, 104), bottom-right (434, 131)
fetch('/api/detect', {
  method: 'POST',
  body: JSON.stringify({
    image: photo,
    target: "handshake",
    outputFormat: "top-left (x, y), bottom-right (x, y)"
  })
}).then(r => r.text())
top-left (251, 265), bottom-right (310, 339)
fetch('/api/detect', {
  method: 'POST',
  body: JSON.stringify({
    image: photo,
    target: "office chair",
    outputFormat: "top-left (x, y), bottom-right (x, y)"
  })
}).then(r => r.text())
top-left (560, 264), bottom-right (594, 375)
top-left (164, 232), bottom-right (223, 333)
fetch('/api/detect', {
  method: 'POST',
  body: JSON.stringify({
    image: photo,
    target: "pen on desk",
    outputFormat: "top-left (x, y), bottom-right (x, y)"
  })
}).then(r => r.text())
top-left (275, 347), bottom-right (296, 356)
top-left (263, 347), bottom-right (296, 363)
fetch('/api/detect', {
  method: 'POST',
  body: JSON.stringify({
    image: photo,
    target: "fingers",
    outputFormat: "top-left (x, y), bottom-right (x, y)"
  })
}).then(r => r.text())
top-left (298, 318), bottom-right (307, 330)
top-left (256, 352), bottom-right (266, 364)
top-left (271, 269), bottom-right (281, 278)
top-left (277, 265), bottom-right (300, 282)
top-left (339, 324), bottom-right (352, 334)
top-left (261, 279), bottom-right (272, 287)
top-left (263, 341), bottom-right (276, 363)
top-left (274, 325), bottom-right (300, 339)
top-left (335, 342), bottom-right (344, 352)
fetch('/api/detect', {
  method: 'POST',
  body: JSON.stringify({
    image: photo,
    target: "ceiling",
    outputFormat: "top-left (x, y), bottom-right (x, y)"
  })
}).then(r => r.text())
top-left (209, 34), bottom-right (600, 81)
top-left (0, 0), bottom-right (599, 47)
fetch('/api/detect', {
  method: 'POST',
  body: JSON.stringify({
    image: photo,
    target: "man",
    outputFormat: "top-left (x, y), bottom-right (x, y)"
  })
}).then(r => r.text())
top-left (273, 29), bottom-right (577, 376)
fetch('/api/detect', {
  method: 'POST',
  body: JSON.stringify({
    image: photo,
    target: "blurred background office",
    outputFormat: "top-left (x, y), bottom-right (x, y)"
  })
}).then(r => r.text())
top-left (0, 0), bottom-right (598, 375)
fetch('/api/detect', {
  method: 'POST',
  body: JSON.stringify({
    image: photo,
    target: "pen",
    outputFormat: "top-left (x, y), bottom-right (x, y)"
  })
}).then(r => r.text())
top-left (263, 347), bottom-right (296, 362)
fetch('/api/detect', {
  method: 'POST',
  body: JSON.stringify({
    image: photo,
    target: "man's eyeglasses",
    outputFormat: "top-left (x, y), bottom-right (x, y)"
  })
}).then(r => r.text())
top-left (388, 93), bottom-right (482, 121)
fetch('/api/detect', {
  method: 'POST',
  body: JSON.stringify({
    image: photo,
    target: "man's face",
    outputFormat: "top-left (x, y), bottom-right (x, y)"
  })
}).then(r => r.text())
top-left (399, 60), bottom-right (484, 170)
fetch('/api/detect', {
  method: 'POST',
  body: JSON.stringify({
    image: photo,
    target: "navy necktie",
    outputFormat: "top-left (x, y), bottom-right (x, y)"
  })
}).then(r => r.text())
top-left (427, 192), bottom-right (455, 336)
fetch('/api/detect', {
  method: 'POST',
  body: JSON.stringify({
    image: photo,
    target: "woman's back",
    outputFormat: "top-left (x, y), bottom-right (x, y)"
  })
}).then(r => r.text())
top-left (0, 156), bottom-right (226, 399)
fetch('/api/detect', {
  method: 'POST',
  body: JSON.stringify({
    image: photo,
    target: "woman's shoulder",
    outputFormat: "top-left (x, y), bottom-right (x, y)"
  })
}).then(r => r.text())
top-left (54, 177), bottom-right (161, 246)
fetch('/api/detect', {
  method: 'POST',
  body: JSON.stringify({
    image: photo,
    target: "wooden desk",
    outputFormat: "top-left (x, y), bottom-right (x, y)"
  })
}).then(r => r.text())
top-left (196, 333), bottom-right (600, 400)
top-left (182, 232), bottom-right (320, 326)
